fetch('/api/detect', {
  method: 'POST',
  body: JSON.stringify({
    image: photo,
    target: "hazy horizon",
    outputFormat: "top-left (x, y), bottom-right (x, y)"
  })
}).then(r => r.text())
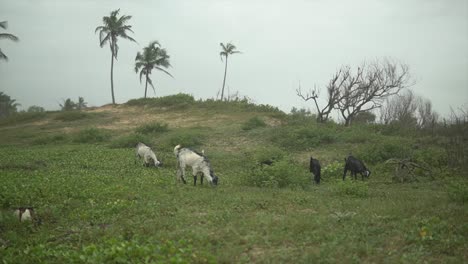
top-left (1, 0), bottom-right (467, 119)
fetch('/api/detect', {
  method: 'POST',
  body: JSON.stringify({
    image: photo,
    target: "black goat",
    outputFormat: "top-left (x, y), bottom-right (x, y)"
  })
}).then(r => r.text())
top-left (343, 155), bottom-right (371, 180)
top-left (309, 157), bottom-right (321, 184)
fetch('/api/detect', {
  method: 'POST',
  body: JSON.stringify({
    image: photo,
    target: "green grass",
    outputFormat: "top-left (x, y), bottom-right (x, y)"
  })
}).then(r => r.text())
top-left (0, 98), bottom-right (466, 263)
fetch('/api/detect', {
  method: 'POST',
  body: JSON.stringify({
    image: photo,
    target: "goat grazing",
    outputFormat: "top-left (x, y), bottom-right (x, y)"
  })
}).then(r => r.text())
top-left (174, 145), bottom-right (218, 186)
top-left (135, 142), bottom-right (162, 167)
top-left (13, 207), bottom-right (34, 222)
top-left (343, 155), bottom-right (370, 180)
top-left (309, 157), bottom-right (321, 184)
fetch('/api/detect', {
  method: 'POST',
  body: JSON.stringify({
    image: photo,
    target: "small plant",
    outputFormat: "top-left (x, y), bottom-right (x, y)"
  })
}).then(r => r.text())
top-left (32, 134), bottom-right (68, 145)
top-left (332, 179), bottom-right (369, 198)
top-left (54, 111), bottom-right (90, 122)
top-left (73, 128), bottom-right (110, 143)
top-left (127, 93), bottom-right (195, 108)
top-left (323, 161), bottom-right (343, 179)
top-left (135, 122), bottom-right (169, 134)
top-left (248, 159), bottom-right (309, 188)
top-left (109, 133), bottom-right (151, 148)
top-left (447, 180), bottom-right (468, 204)
top-left (242, 116), bottom-right (267, 131)
top-left (0, 112), bottom-right (46, 126)
top-left (27, 105), bottom-right (45, 113)
top-left (271, 125), bottom-right (337, 150)
top-left (166, 129), bottom-right (206, 148)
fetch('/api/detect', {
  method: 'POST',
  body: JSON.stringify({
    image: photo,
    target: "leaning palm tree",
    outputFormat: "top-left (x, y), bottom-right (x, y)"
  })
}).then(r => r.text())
top-left (134, 41), bottom-right (173, 98)
top-left (219, 42), bottom-right (240, 101)
top-left (0, 21), bottom-right (19, 61)
top-left (95, 9), bottom-right (136, 105)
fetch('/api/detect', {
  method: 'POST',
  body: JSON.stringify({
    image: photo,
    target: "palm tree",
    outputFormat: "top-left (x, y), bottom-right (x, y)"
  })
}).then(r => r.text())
top-left (95, 9), bottom-right (137, 105)
top-left (219, 42), bottom-right (240, 101)
top-left (0, 92), bottom-right (20, 118)
top-left (0, 21), bottom-right (19, 61)
top-left (134, 41), bottom-right (173, 98)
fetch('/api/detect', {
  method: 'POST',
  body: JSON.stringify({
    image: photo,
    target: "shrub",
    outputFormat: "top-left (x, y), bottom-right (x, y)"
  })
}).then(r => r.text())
top-left (127, 93), bottom-right (195, 108)
top-left (165, 129), bottom-right (206, 148)
top-left (32, 134), bottom-right (68, 145)
top-left (247, 159), bottom-right (310, 188)
top-left (0, 112), bottom-right (46, 126)
top-left (109, 133), bottom-right (151, 148)
top-left (247, 146), bottom-right (286, 165)
top-left (54, 111), bottom-right (90, 122)
top-left (135, 122), bottom-right (169, 134)
top-left (413, 147), bottom-right (447, 169)
top-left (73, 128), bottom-right (110, 143)
top-left (357, 138), bottom-right (413, 164)
top-left (447, 180), bottom-right (468, 204)
top-left (27, 105), bottom-right (45, 113)
top-left (242, 116), bottom-right (267, 131)
top-left (332, 179), bottom-right (369, 198)
top-left (323, 161), bottom-right (343, 179)
top-left (271, 125), bottom-right (337, 150)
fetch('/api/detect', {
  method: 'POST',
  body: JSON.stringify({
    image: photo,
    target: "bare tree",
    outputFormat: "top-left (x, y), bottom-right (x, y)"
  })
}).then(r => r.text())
top-left (296, 68), bottom-right (348, 122)
top-left (380, 90), bottom-right (418, 126)
top-left (417, 97), bottom-right (438, 129)
top-left (336, 59), bottom-right (412, 126)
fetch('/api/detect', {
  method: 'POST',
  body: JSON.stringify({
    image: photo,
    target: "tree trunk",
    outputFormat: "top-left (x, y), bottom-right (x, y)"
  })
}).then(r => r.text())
top-left (110, 52), bottom-right (115, 105)
top-left (221, 56), bottom-right (228, 101)
top-left (144, 74), bottom-right (149, 98)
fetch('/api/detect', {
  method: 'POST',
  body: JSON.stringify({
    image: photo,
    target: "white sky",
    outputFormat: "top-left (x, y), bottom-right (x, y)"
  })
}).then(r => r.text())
top-left (1, 0), bottom-right (467, 117)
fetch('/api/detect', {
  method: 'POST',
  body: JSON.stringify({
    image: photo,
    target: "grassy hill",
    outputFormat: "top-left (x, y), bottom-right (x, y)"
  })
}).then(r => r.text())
top-left (0, 94), bottom-right (466, 263)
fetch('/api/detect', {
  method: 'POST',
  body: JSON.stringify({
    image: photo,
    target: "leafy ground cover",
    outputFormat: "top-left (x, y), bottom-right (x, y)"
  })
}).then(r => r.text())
top-left (0, 97), bottom-right (466, 263)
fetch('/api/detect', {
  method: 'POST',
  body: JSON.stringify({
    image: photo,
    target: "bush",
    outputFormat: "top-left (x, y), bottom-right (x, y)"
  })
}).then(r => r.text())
top-left (357, 138), bottom-right (413, 164)
top-left (109, 133), bottom-right (151, 148)
top-left (0, 112), bottom-right (46, 126)
top-left (447, 180), bottom-right (468, 204)
top-left (247, 146), bottom-right (286, 165)
top-left (32, 134), bottom-right (68, 145)
top-left (271, 125), bottom-right (337, 150)
top-left (323, 161), bottom-right (343, 179)
top-left (332, 179), bottom-right (369, 198)
top-left (165, 129), bottom-right (206, 149)
top-left (73, 128), bottom-right (110, 143)
top-left (27, 105), bottom-right (45, 113)
top-left (413, 147), bottom-right (447, 169)
top-left (246, 159), bottom-right (310, 188)
top-left (135, 122), bottom-right (169, 134)
top-left (127, 93), bottom-right (196, 109)
top-left (54, 111), bottom-right (90, 122)
top-left (242, 116), bottom-right (267, 131)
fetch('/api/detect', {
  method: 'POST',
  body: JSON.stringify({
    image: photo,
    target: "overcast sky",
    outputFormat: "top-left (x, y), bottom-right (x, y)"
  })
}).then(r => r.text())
top-left (1, 0), bottom-right (467, 118)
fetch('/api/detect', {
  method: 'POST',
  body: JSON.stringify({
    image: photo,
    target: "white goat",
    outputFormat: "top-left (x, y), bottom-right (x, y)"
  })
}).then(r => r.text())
top-left (135, 142), bottom-right (162, 167)
top-left (174, 145), bottom-right (218, 186)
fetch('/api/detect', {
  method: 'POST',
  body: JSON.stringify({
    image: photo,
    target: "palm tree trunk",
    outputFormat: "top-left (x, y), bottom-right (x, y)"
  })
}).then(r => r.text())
top-left (110, 53), bottom-right (115, 105)
top-left (221, 56), bottom-right (228, 101)
top-left (144, 74), bottom-right (149, 98)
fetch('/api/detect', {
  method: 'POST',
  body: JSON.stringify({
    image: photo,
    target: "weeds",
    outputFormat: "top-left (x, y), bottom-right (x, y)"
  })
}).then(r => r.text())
top-left (73, 128), bottom-right (110, 143)
top-left (135, 122), bottom-right (169, 134)
top-left (54, 111), bottom-right (90, 122)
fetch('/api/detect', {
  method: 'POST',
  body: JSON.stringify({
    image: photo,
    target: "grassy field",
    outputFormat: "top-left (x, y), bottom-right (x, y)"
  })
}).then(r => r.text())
top-left (0, 95), bottom-right (467, 263)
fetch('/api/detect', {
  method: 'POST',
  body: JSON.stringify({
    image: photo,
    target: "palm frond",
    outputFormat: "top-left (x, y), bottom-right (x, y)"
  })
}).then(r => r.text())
top-left (0, 49), bottom-right (8, 61)
top-left (0, 21), bottom-right (7, 30)
top-left (147, 76), bottom-right (155, 90)
top-left (154, 66), bottom-right (173, 78)
top-left (119, 33), bottom-right (137, 43)
top-left (99, 32), bottom-right (111, 47)
top-left (0, 33), bottom-right (19, 42)
top-left (117, 15), bottom-right (132, 26)
top-left (139, 69), bottom-right (146, 83)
